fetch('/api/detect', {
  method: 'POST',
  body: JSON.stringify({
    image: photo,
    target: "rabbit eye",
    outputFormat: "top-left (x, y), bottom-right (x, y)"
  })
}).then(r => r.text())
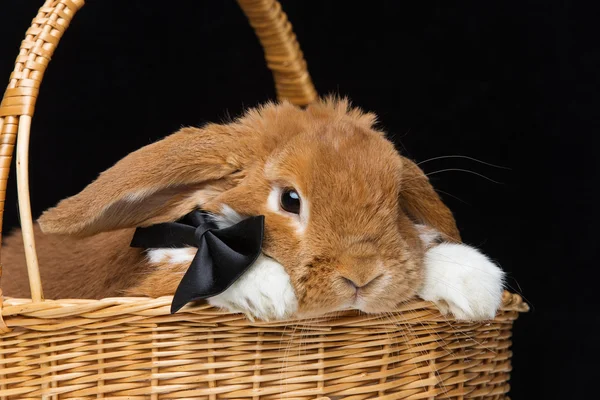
top-left (280, 188), bottom-right (301, 214)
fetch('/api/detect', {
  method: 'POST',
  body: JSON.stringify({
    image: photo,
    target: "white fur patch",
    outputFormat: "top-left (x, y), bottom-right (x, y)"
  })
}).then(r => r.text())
top-left (418, 242), bottom-right (505, 321)
top-left (267, 187), bottom-right (280, 214)
top-left (211, 205), bottom-right (244, 228)
top-left (147, 204), bottom-right (298, 321)
top-left (147, 248), bottom-right (195, 264)
top-left (415, 224), bottom-right (442, 248)
top-left (208, 254), bottom-right (298, 321)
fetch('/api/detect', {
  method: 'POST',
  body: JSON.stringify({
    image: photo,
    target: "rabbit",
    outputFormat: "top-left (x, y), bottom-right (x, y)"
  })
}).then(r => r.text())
top-left (1, 98), bottom-right (504, 321)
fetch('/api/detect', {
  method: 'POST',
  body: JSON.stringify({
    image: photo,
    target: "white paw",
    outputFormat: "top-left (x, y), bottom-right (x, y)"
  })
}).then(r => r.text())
top-left (418, 243), bottom-right (505, 321)
top-left (208, 254), bottom-right (298, 321)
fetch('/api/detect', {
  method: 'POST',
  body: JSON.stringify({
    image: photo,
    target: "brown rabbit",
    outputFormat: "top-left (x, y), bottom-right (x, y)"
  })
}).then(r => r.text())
top-left (2, 98), bottom-right (504, 320)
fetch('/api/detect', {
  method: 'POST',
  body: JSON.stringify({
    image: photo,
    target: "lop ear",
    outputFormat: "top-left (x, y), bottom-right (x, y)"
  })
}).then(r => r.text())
top-left (38, 126), bottom-right (256, 237)
top-left (399, 157), bottom-right (461, 243)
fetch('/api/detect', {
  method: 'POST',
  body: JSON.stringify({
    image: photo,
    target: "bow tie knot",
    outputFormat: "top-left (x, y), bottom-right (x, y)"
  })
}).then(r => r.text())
top-left (194, 225), bottom-right (212, 242)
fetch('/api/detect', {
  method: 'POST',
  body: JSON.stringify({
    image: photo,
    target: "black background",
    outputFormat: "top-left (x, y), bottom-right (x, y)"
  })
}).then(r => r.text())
top-left (1, 1), bottom-right (598, 398)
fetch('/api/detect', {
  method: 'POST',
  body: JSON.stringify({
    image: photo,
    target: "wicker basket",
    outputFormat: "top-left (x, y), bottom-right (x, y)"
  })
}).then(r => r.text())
top-left (0, 1), bottom-right (528, 399)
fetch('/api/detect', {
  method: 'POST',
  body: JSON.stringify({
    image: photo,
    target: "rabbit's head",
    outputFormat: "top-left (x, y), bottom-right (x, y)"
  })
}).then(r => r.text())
top-left (39, 98), bottom-right (460, 316)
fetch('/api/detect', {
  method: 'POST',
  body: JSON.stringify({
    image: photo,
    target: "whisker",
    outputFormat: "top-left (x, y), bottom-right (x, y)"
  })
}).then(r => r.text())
top-left (389, 308), bottom-right (449, 396)
top-left (423, 253), bottom-right (516, 309)
top-left (424, 168), bottom-right (504, 184)
top-left (434, 188), bottom-right (471, 205)
top-left (409, 284), bottom-right (498, 355)
top-left (424, 255), bottom-right (504, 277)
top-left (501, 275), bottom-right (535, 311)
top-left (280, 320), bottom-right (300, 396)
top-left (424, 271), bottom-right (497, 302)
top-left (416, 155), bottom-right (511, 170)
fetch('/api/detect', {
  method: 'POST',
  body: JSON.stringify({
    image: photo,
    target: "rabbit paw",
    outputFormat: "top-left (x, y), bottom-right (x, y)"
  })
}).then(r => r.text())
top-left (418, 243), bottom-right (505, 321)
top-left (208, 254), bottom-right (298, 321)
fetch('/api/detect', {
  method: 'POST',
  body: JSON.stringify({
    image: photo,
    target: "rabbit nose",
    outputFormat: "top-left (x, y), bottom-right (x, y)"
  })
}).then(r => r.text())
top-left (337, 251), bottom-right (382, 289)
top-left (342, 273), bottom-right (383, 290)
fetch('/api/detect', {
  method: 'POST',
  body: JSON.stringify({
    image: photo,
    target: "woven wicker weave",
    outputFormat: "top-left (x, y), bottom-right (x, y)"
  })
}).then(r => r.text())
top-left (0, 1), bottom-right (528, 399)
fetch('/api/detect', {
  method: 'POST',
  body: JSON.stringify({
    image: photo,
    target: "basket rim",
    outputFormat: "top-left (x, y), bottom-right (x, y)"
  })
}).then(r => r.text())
top-left (2, 290), bottom-right (529, 319)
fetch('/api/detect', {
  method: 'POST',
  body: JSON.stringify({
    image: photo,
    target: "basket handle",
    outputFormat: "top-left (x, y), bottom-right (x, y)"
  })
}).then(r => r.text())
top-left (0, 0), bottom-right (317, 305)
top-left (237, 0), bottom-right (317, 105)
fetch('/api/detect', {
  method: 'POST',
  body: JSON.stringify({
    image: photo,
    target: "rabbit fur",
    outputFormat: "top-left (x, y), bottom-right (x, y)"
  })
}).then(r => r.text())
top-left (1, 98), bottom-right (504, 321)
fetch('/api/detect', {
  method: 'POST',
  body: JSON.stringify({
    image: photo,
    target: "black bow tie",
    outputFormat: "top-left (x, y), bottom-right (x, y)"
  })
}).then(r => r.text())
top-left (130, 210), bottom-right (265, 313)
